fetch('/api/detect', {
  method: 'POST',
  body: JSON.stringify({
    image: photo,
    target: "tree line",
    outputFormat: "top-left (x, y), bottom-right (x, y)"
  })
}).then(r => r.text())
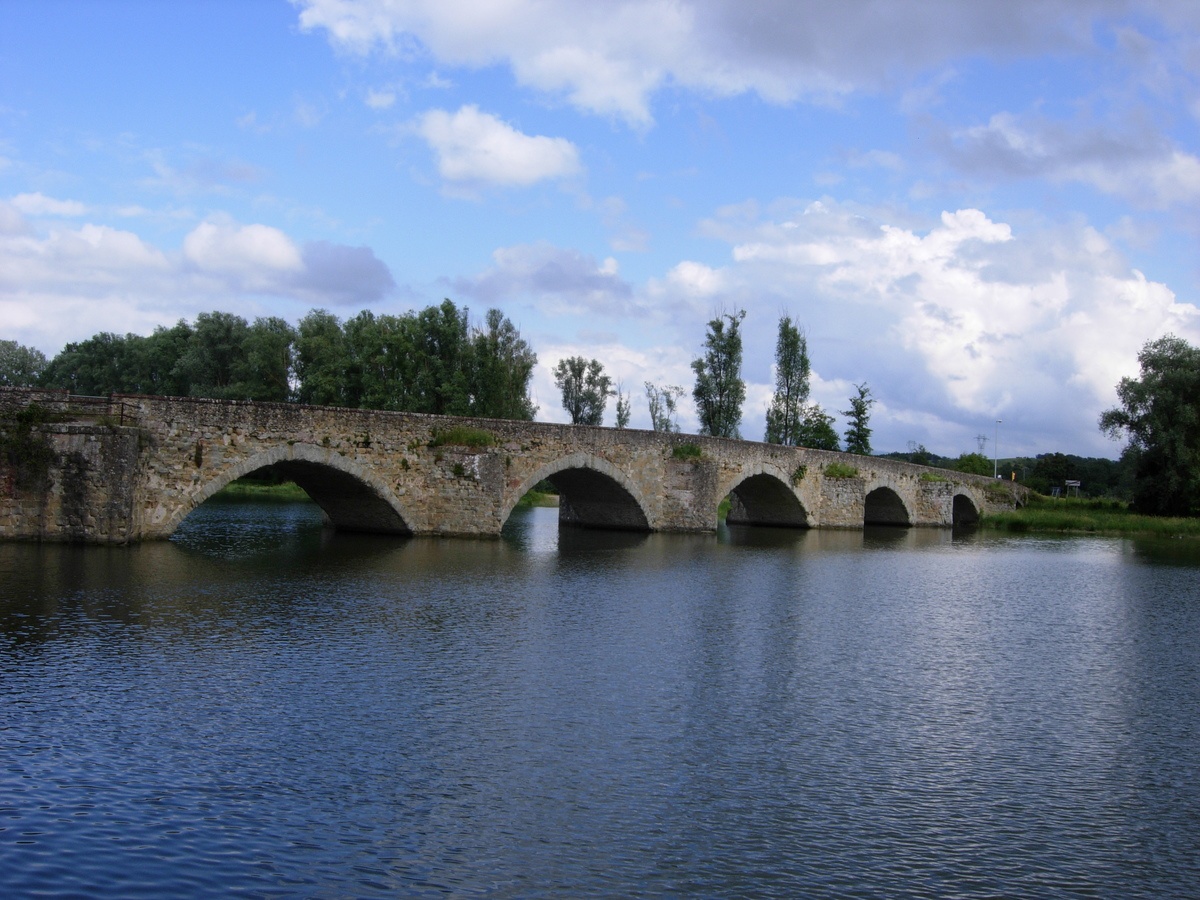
top-left (4, 300), bottom-right (538, 421)
top-left (555, 308), bottom-right (874, 454)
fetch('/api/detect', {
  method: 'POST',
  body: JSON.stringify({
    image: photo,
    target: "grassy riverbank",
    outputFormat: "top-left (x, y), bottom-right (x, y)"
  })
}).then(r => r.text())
top-left (516, 490), bottom-right (559, 508)
top-left (985, 496), bottom-right (1200, 538)
top-left (212, 479), bottom-right (313, 502)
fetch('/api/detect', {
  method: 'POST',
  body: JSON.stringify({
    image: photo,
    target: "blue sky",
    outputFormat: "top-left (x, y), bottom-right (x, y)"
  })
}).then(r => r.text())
top-left (3, 0), bottom-right (1200, 457)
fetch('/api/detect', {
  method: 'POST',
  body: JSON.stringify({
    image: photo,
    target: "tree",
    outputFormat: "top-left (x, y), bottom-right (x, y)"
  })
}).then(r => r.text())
top-left (614, 382), bottom-right (631, 429)
top-left (764, 316), bottom-right (810, 445)
top-left (170, 311), bottom-right (253, 399)
top-left (691, 309), bottom-right (746, 438)
top-left (841, 382), bottom-right (875, 455)
top-left (795, 403), bottom-right (840, 450)
top-left (295, 309), bottom-right (348, 406)
top-left (953, 452), bottom-right (992, 476)
top-left (0, 340), bottom-right (48, 387)
top-left (1099, 334), bottom-right (1200, 516)
top-left (553, 356), bottom-right (612, 425)
top-left (40, 332), bottom-right (139, 395)
top-left (644, 382), bottom-right (684, 433)
top-left (133, 321), bottom-right (194, 396)
top-left (243, 317), bottom-right (296, 402)
top-left (469, 309), bottom-right (538, 420)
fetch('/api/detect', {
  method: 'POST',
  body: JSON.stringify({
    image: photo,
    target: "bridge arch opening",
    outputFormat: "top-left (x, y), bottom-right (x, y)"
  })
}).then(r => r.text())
top-left (169, 445), bottom-right (413, 537)
top-left (725, 473), bottom-right (810, 528)
top-left (864, 486), bottom-right (912, 527)
top-left (503, 455), bottom-right (650, 532)
top-left (952, 493), bottom-right (980, 526)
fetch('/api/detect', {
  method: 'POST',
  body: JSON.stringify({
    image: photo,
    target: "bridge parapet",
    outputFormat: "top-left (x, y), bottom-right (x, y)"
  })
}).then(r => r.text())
top-left (2, 388), bottom-right (1028, 543)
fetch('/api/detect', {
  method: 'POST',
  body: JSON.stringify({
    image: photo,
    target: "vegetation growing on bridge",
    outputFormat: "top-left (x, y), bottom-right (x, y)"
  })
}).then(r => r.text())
top-left (427, 425), bottom-right (496, 449)
top-left (0, 404), bottom-right (58, 490)
top-left (824, 461), bottom-right (859, 479)
top-left (671, 442), bottom-right (703, 460)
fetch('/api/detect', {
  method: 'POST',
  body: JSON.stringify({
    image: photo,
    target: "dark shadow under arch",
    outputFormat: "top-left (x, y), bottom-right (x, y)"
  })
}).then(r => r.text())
top-left (725, 473), bottom-right (810, 528)
top-left (864, 486), bottom-right (912, 526)
top-left (547, 467), bottom-right (651, 531)
top-left (952, 493), bottom-right (980, 526)
top-left (251, 460), bottom-right (411, 535)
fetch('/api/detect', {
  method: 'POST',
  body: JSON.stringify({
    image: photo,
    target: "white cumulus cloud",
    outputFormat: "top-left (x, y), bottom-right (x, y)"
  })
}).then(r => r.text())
top-left (413, 105), bottom-right (581, 189)
top-left (10, 193), bottom-right (89, 217)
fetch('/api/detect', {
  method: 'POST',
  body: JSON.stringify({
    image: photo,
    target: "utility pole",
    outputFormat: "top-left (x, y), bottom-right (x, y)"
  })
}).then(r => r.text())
top-left (994, 419), bottom-right (1002, 478)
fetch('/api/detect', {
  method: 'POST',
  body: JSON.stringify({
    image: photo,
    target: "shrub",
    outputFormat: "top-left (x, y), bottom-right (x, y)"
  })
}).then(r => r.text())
top-left (428, 425), bottom-right (495, 448)
top-left (823, 461), bottom-right (859, 479)
top-left (671, 442), bottom-right (703, 460)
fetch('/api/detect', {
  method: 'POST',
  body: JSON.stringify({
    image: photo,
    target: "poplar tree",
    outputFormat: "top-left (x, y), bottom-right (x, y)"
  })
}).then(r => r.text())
top-left (841, 382), bottom-right (875, 455)
top-left (614, 383), bottom-right (631, 429)
top-left (553, 356), bottom-right (613, 425)
top-left (691, 310), bottom-right (746, 439)
top-left (645, 382), bottom-right (684, 432)
top-left (764, 315), bottom-right (811, 445)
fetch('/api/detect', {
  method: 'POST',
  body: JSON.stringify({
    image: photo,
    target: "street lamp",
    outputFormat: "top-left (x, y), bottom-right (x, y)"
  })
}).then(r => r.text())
top-left (994, 419), bottom-right (1002, 478)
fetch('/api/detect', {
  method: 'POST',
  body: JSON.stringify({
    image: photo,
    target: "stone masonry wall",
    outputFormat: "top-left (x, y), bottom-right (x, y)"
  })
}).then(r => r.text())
top-left (1, 388), bottom-right (1027, 543)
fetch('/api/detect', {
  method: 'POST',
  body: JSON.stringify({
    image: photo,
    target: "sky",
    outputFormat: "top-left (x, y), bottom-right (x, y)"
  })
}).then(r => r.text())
top-left (3, 0), bottom-right (1200, 457)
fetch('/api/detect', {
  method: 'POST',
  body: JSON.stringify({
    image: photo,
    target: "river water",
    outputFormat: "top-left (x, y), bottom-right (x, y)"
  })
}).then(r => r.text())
top-left (2, 500), bottom-right (1199, 898)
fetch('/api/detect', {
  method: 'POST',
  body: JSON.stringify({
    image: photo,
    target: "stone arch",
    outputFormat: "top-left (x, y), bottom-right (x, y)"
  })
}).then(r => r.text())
top-left (161, 442), bottom-right (413, 537)
top-left (501, 452), bottom-right (652, 531)
top-left (952, 492), bottom-right (981, 525)
top-left (719, 463), bottom-right (811, 528)
top-left (863, 483), bottom-right (913, 526)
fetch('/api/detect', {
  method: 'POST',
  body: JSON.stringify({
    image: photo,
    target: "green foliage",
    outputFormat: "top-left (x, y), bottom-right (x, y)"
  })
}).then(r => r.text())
top-left (38, 301), bottom-right (538, 422)
top-left (985, 495), bottom-right (1200, 538)
top-left (614, 384), bottom-right (632, 429)
top-left (691, 309), bottom-right (746, 438)
top-left (795, 403), bottom-right (840, 450)
top-left (470, 308), bottom-right (538, 421)
top-left (645, 381), bottom-right (684, 433)
top-left (906, 443), bottom-right (937, 466)
top-left (671, 442), bottom-right (703, 460)
top-left (242, 317), bottom-right (296, 402)
top-left (1099, 334), bottom-right (1200, 516)
top-left (840, 382), bottom-right (874, 455)
top-left (764, 316), bottom-right (811, 445)
top-left (953, 452), bottom-right (993, 476)
top-left (428, 425), bottom-right (495, 448)
top-left (823, 461), bottom-right (859, 479)
top-left (553, 356), bottom-right (613, 425)
top-left (212, 478), bottom-right (313, 503)
top-left (295, 309), bottom-right (349, 406)
top-left (920, 472), bottom-right (950, 483)
top-left (984, 482), bottom-right (1015, 503)
top-left (791, 464), bottom-right (808, 486)
top-left (0, 339), bottom-right (48, 387)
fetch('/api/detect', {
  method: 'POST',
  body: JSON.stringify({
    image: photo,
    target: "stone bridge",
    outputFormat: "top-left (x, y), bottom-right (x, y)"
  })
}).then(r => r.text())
top-left (1, 388), bottom-right (1026, 544)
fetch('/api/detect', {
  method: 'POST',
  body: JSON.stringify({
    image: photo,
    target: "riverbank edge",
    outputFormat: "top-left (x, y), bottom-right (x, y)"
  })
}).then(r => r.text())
top-left (982, 497), bottom-right (1200, 539)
